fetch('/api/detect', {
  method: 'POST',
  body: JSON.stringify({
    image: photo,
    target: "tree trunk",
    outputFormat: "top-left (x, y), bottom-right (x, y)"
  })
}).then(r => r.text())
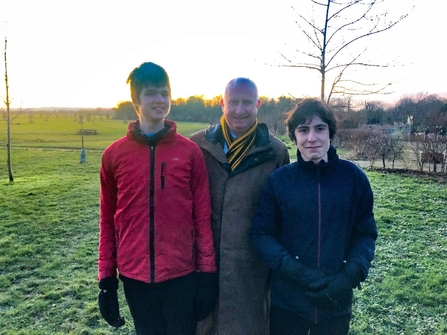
top-left (4, 37), bottom-right (14, 182)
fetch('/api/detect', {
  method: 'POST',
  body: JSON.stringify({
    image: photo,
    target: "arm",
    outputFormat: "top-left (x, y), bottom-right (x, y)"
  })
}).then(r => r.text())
top-left (98, 153), bottom-right (124, 327)
top-left (345, 171), bottom-right (378, 282)
top-left (98, 154), bottom-right (118, 280)
top-left (190, 146), bottom-right (216, 274)
top-left (250, 176), bottom-right (289, 271)
top-left (190, 146), bottom-right (217, 321)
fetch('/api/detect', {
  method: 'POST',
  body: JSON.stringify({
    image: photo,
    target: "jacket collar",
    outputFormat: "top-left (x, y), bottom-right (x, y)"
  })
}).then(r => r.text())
top-left (199, 122), bottom-right (277, 176)
top-left (127, 119), bottom-right (176, 146)
top-left (297, 144), bottom-right (339, 174)
top-left (204, 122), bottom-right (272, 148)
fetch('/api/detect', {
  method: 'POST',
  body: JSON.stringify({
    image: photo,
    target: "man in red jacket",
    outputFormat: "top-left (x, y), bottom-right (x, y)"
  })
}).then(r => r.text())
top-left (98, 62), bottom-right (217, 335)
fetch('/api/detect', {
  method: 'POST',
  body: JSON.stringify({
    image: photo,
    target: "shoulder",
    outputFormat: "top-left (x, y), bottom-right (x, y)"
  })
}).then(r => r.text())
top-left (190, 129), bottom-right (207, 142)
top-left (170, 133), bottom-right (202, 152)
top-left (257, 123), bottom-right (288, 151)
top-left (270, 161), bottom-right (296, 179)
top-left (338, 158), bottom-right (365, 174)
top-left (103, 136), bottom-right (129, 154)
top-left (270, 134), bottom-right (288, 150)
top-left (191, 122), bottom-right (218, 139)
top-left (190, 124), bottom-right (221, 145)
top-left (337, 158), bottom-right (371, 184)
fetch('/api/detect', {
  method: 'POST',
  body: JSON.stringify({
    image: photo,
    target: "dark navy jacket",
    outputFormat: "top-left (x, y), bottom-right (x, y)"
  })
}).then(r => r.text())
top-left (250, 145), bottom-right (377, 322)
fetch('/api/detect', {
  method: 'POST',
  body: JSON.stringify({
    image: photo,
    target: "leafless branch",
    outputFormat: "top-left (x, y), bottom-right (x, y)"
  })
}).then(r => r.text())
top-left (272, 0), bottom-right (415, 102)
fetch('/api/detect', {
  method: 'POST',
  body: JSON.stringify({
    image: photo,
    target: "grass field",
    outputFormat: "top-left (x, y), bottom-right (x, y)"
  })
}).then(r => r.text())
top-left (2, 114), bottom-right (211, 150)
top-left (1, 116), bottom-right (447, 334)
top-left (2, 113), bottom-right (297, 159)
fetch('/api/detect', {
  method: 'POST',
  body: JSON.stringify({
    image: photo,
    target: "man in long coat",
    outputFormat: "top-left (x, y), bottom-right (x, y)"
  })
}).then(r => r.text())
top-left (190, 77), bottom-right (290, 334)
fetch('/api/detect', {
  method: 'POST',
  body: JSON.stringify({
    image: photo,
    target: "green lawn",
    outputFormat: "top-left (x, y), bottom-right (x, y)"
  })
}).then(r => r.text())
top-left (2, 114), bottom-right (210, 150)
top-left (1, 118), bottom-right (446, 334)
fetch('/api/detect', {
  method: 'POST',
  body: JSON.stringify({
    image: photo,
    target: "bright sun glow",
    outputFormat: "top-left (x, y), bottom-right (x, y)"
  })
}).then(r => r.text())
top-left (0, 0), bottom-right (446, 109)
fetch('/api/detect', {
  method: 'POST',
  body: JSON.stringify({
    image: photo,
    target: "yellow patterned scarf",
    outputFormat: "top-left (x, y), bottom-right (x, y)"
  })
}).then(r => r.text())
top-left (220, 115), bottom-right (258, 171)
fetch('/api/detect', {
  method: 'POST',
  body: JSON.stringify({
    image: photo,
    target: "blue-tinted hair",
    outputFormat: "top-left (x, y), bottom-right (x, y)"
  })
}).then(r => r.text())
top-left (126, 62), bottom-right (171, 102)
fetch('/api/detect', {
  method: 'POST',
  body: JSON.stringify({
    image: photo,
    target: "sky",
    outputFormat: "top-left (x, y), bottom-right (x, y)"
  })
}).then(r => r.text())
top-left (0, 0), bottom-right (446, 109)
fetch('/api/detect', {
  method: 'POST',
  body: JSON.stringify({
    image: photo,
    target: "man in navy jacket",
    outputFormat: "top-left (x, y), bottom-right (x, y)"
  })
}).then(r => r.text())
top-left (250, 98), bottom-right (377, 335)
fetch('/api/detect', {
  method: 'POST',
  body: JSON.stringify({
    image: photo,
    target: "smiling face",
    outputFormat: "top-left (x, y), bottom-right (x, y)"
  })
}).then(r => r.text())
top-left (221, 81), bottom-right (260, 137)
top-left (133, 84), bottom-right (171, 127)
top-left (294, 115), bottom-right (330, 164)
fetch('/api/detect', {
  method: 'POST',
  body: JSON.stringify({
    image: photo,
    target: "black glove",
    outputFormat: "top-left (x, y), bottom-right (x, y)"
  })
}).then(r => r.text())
top-left (195, 272), bottom-right (218, 321)
top-left (343, 261), bottom-right (364, 289)
top-left (279, 255), bottom-right (329, 291)
top-left (98, 276), bottom-right (125, 328)
top-left (305, 261), bottom-right (363, 309)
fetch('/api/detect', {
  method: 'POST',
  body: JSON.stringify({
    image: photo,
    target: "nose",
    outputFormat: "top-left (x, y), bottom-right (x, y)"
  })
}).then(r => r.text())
top-left (307, 129), bottom-right (317, 142)
top-left (234, 102), bottom-right (244, 114)
top-left (155, 93), bottom-right (164, 102)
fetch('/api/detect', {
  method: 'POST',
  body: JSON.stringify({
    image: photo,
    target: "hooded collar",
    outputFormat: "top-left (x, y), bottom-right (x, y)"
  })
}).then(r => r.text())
top-left (127, 119), bottom-right (175, 146)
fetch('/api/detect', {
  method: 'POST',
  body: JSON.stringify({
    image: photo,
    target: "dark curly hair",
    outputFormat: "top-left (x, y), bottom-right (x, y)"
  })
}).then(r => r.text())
top-left (286, 98), bottom-right (337, 142)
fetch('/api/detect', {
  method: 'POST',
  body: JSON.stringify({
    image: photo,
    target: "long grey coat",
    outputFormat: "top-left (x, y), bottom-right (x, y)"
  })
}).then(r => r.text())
top-left (191, 123), bottom-right (290, 335)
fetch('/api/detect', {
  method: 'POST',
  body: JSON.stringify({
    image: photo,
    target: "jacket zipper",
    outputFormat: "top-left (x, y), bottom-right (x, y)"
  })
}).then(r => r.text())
top-left (315, 168), bottom-right (322, 323)
top-left (161, 162), bottom-right (165, 190)
top-left (317, 182), bottom-right (322, 268)
top-left (317, 167), bottom-right (322, 268)
top-left (191, 230), bottom-right (196, 263)
top-left (149, 146), bottom-right (156, 283)
top-left (314, 167), bottom-right (321, 323)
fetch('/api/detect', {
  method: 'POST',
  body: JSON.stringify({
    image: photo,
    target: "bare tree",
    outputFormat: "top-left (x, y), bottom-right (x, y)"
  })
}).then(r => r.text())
top-left (2, 36), bottom-right (14, 182)
top-left (363, 127), bottom-right (388, 168)
top-left (388, 135), bottom-right (405, 169)
top-left (275, 0), bottom-right (414, 103)
top-left (2, 35), bottom-right (24, 182)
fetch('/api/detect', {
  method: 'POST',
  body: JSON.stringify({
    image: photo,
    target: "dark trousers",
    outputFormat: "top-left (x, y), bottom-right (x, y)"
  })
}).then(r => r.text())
top-left (120, 272), bottom-right (197, 335)
top-left (270, 304), bottom-right (351, 335)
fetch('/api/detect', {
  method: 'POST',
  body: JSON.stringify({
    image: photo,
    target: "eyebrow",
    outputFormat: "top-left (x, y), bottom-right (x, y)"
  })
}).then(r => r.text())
top-left (297, 123), bottom-right (327, 128)
top-left (142, 88), bottom-right (170, 95)
top-left (144, 88), bottom-right (168, 92)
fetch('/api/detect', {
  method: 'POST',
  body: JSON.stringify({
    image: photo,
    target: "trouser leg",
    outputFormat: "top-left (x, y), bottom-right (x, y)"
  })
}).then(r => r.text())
top-left (162, 272), bottom-right (197, 335)
top-left (121, 273), bottom-right (197, 335)
top-left (270, 304), bottom-right (351, 335)
top-left (121, 275), bottom-right (164, 335)
top-left (270, 304), bottom-right (311, 335)
top-left (310, 314), bottom-right (351, 335)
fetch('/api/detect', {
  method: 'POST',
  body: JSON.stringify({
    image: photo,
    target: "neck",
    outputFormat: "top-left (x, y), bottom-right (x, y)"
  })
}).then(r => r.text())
top-left (139, 119), bottom-right (165, 134)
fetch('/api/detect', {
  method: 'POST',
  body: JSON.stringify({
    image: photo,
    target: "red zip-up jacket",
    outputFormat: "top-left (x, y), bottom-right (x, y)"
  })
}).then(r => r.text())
top-left (98, 120), bottom-right (216, 283)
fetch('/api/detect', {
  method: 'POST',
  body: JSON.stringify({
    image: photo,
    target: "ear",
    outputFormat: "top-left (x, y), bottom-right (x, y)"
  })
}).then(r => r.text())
top-left (220, 98), bottom-right (225, 108)
top-left (256, 99), bottom-right (261, 108)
